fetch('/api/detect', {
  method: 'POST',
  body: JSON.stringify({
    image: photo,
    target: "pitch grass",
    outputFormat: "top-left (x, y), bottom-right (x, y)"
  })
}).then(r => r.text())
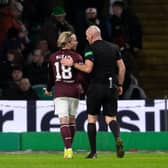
top-left (0, 152), bottom-right (167, 168)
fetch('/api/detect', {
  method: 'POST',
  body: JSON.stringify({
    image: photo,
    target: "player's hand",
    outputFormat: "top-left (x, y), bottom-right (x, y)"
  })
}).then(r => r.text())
top-left (43, 88), bottom-right (52, 96)
top-left (61, 56), bottom-right (74, 67)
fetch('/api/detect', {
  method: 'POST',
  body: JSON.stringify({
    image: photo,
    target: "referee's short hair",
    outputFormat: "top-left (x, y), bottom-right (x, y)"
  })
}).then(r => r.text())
top-left (57, 31), bottom-right (73, 48)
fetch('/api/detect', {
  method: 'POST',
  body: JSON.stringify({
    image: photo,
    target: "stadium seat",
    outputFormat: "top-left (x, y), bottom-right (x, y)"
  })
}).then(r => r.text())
top-left (122, 75), bottom-right (146, 99)
top-left (32, 84), bottom-right (53, 100)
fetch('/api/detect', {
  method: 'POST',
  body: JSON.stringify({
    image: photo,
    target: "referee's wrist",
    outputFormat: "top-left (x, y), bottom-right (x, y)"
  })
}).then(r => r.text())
top-left (73, 62), bottom-right (76, 67)
top-left (117, 84), bottom-right (123, 87)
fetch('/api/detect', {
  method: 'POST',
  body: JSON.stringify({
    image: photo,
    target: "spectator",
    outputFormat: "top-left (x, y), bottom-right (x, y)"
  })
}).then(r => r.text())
top-left (9, 65), bottom-right (23, 84)
top-left (77, 7), bottom-right (109, 55)
top-left (1, 25), bottom-right (30, 62)
top-left (106, 1), bottom-right (143, 95)
top-left (21, 0), bottom-right (40, 29)
top-left (2, 65), bottom-right (23, 99)
top-left (77, 7), bottom-right (101, 55)
top-left (24, 48), bottom-right (48, 85)
top-left (7, 49), bottom-right (23, 65)
top-left (1, 27), bottom-right (22, 61)
top-left (4, 76), bottom-right (39, 100)
top-left (0, 1), bottom-right (23, 52)
top-left (85, 7), bottom-right (100, 27)
top-left (85, 7), bottom-right (109, 40)
top-left (0, 49), bottom-right (22, 89)
top-left (17, 78), bottom-right (39, 100)
top-left (39, 6), bottom-right (74, 52)
top-left (36, 39), bottom-right (51, 63)
top-left (108, 1), bottom-right (142, 52)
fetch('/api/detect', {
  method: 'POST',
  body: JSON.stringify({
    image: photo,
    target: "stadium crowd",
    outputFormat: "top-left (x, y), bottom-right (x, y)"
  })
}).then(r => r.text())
top-left (0, 0), bottom-right (145, 100)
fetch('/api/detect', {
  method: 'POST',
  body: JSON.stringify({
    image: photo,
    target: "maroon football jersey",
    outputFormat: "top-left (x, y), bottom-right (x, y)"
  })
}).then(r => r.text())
top-left (47, 49), bottom-right (84, 98)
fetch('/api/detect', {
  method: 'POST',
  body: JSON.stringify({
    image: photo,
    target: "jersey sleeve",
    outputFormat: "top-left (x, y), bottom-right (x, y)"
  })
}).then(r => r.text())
top-left (116, 49), bottom-right (123, 60)
top-left (84, 46), bottom-right (94, 62)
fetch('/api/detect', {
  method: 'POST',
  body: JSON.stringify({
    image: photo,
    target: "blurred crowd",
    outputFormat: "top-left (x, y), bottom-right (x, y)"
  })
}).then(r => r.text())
top-left (0, 0), bottom-right (146, 100)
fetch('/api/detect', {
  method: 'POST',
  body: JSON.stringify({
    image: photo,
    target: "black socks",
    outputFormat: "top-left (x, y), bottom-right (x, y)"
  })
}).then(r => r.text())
top-left (109, 120), bottom-right (120, 140)
top-left (87, 123), bottom-right (96, 154)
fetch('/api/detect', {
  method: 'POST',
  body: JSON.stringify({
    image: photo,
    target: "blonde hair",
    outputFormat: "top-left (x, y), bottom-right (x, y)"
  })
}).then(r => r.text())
top-left (57, 31), bottom-right (73, 48)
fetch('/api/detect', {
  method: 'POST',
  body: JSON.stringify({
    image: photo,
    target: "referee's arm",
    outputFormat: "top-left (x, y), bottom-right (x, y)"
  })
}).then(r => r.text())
top-left (117, 58), bottom-right (126, 87)
top-left (61, 56), bottom-right (94, 74)
top-left (73, 59), bottom-right (93, 73)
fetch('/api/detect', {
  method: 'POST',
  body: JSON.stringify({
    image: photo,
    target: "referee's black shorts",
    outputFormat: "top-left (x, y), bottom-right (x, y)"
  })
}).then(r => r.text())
top-left (86, 83), bottom-right (118, 116)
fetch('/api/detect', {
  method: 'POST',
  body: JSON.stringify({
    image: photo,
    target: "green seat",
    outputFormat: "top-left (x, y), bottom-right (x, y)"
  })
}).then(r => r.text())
top-left (32, 84), bottom-right (53, 100)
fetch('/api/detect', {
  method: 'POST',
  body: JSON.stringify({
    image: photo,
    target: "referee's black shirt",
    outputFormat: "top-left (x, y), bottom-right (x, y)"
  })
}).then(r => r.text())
top-left (84, 40), bottom-right (122, 86)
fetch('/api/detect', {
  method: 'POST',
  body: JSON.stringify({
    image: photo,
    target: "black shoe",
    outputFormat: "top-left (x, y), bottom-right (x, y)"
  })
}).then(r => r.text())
top-left (86, 153), bottom-right (97, 159)
top-left (116, 138), bottom-right (125, 158)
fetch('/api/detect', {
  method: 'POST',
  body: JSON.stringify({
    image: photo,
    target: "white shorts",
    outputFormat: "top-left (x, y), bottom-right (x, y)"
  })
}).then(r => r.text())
top-left (54, 97), bottom-right (79, 118)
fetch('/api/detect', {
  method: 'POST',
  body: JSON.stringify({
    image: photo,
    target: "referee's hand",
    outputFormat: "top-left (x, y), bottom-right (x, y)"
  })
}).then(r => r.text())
top-left (117, 86), bottom-right (123, 96)
top-left (61, 56), bottom-right (74, 67)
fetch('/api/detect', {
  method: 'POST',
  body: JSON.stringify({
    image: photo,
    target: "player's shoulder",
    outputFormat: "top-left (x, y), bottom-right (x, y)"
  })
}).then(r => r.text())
top-left (61, 49), bottom-right (78, 57)
top-left (49, 50), bottom-right (63, 59)
top-left (69, 50), bottom-right (82, 59)
top-left (49, 51), bottom-right (60, 57)
top-left (68, 50), bottom-right (79, 55)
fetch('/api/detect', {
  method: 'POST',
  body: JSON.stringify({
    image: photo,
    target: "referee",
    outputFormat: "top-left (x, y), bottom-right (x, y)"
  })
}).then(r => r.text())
top-left (61, 25), bottom-right (126, 159)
